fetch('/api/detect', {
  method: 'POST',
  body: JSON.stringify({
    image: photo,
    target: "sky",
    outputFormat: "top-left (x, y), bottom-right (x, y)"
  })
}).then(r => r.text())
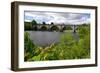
top-left (24, 11), bottom-right (90, 25)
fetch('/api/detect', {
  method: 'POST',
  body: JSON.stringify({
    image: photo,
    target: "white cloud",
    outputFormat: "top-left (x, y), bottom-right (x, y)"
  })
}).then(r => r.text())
top-left (24, 11), bottom-right (90, 25)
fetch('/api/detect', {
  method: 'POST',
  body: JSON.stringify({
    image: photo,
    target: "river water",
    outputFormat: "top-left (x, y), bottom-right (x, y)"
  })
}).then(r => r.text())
top-left (26, 31), bottom-right (79, 47)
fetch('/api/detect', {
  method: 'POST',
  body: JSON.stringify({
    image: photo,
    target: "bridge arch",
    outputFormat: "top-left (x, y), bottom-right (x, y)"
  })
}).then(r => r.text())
top-left (40, 25), bottom-right (48, 31)
top-left (33, 25), bottom-right (38, 31)
top-left (62, 26), bottom-right (66, 30)
top-left (50, 25), bottom-right (59, 31)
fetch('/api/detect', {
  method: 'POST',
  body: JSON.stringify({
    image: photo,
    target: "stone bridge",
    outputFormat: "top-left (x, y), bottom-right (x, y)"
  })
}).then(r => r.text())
top-left (32, 24), bottom-right (81, 33)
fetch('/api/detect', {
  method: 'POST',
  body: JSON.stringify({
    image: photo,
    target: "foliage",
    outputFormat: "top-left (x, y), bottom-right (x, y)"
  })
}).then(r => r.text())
top-left (24, 25), bottom-right (90, 61)
top-left (77, 25), bottom-right (90, 38)
top-left (24, 32), bottom-right (38, 61)
top-left (42, 22), bottom-right (46, 25)
top-left (24, 22), bottom-right (33, 30)
top-left (31, 19), bottom-right (37, 25)
top-left (51, 22), bottom-right (54, 25)
top-left (24, 20), bottom-right (37, 31)
top-left (66, 26), bottom-right (72, 30)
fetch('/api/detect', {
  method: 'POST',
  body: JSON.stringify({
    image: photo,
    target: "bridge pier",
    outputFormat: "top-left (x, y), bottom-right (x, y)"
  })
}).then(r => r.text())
top-left (73, 25), bottom-right (76, 33)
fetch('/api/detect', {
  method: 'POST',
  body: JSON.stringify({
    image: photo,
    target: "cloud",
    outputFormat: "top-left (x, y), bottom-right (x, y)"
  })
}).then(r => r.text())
top-left (25, 11), bottom-right (54, 23)
top-left (24, 11), bottom-right (90, 25)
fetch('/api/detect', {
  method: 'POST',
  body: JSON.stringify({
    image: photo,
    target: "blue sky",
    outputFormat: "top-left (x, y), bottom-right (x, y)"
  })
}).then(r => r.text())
top-left (24, 11), bottom-right (90, 25)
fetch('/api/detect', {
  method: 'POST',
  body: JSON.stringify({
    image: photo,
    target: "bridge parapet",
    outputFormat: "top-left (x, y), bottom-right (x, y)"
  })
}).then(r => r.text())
top-left (32, 24), bottom-right (82, 32)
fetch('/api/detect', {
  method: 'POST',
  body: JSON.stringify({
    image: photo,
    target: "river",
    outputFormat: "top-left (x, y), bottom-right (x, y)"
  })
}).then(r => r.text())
top-left (26, 31), bottom-right (79, 47)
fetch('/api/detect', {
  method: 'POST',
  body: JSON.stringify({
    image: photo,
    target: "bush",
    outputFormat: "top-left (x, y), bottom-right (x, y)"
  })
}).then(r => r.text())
top-left (24, 32), bottom-right (38, 61)
top-left (77, 26), bottom-right (90, 38)
top-left (66, 26), bottom-right (72, 30)
top-left (60, 33), bottom-right (76, 45)
top-left (24, 22), bottom-right (33, 30)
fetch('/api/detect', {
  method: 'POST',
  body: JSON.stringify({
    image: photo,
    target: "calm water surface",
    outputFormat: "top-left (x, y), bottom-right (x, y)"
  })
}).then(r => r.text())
top-left (26, 31), bottom-right (79, 47)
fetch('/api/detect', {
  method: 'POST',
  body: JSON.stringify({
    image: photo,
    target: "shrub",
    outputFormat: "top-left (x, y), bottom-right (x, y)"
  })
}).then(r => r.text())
top-left (24, 32), bottom-right (37, 61)
top-left (77, 26), bottom-right (90, 38)
top-left (66, 26), bottom-right (72, 30)
top-left (24, 22), bottom-right (32, 30)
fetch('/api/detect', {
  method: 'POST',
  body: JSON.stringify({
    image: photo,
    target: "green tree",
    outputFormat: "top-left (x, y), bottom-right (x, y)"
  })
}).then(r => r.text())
top-left (24, 22), bottom-right (32, 30)
top-left (31, 20), bottom-right (37, 25)
top-left (42, 22), bottom-right (46, 25)
top-left (51, 22), bottom-right (54, 25)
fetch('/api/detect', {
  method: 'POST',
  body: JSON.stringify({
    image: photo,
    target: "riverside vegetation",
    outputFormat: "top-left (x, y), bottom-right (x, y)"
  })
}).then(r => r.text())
top-left (24, 24), bottom-right (90, 61)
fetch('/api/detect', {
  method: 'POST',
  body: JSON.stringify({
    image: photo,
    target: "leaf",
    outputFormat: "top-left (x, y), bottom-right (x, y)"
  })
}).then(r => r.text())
top-left (32, 55), bottom-right (41, 61)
